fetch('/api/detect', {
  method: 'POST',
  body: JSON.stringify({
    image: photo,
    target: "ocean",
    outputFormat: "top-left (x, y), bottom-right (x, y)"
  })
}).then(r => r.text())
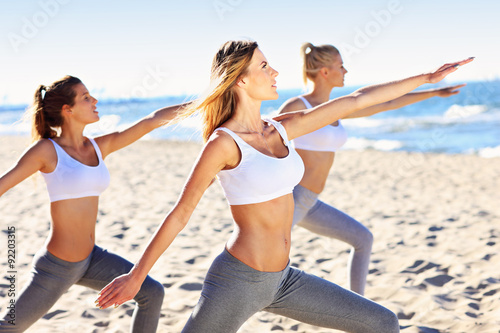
top-left (1, 80), bottom-right (499, 157)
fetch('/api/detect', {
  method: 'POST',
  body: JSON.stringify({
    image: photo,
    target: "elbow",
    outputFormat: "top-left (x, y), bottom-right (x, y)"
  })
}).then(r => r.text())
top-left (170, 215), bottom-right (189, 232)
top-left (169, 207), bottom-right (191, 231)
top-left (348, 93), bottom-right (365, 113)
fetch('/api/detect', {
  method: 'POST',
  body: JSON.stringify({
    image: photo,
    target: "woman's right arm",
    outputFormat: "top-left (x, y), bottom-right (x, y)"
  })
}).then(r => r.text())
top-left (95, 131), bottom-right (238, 309)
top-left (0, 141), bottom-right (52, 197)
top-left (95, 102), bottom-right (191, 158)
top-left (279, 58), bottom-right (474, 140)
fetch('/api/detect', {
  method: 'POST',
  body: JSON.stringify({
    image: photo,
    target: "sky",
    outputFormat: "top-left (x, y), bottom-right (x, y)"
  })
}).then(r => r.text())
top-left (1, 0), bottom-right (498, 105)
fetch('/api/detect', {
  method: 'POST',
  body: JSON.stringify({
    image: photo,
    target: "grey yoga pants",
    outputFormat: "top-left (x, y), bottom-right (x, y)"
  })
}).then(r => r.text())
top-left (0, 246), bottom-right (164, 332)
top-left (182, 248), bottom-right (399, 333)
top-left (293, 184), bottom-right (373, 295)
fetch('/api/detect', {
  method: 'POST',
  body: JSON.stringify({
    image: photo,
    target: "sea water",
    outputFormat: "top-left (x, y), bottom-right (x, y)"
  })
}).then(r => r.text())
top-left (1, 80), bottom-right (499, 157)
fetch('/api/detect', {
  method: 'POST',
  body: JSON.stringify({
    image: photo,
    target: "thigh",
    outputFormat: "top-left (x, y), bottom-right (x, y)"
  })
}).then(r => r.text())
top-left (182, 250), bottom-right (277, 333)
top-left (265, 268), bottom-right (399, 333)
top-left (76, 246), bottom-right (133, 290)
top-left (0, 249), bottom-right (87, 332)
top-left (292, 185), bottom-right (319, 227)
top-left (298, 199), bottom-right (372, 246)
top-left (76, 246), bottom-right (161, 301)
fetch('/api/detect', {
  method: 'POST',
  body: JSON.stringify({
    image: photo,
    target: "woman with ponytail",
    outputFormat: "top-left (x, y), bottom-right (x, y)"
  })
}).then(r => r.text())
top-left (96, 40), bottom-right (471, 332)
top-left (0, 75), bottom-right (188, 332)
top-left (279, 43), bottom-right (467, 296)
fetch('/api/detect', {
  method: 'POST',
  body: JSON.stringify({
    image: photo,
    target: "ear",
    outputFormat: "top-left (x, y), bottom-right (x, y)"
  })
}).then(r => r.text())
top-left (319, 67), bottom-right (329, 79)
top-left (235, 77), bottom-right (246, 88)
top-left (61, 104), bottom-right (72, 116)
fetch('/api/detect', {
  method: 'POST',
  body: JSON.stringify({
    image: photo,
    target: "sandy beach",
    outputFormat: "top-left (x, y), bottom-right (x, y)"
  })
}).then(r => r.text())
top-left (0, 136), bottom-right (498, 333)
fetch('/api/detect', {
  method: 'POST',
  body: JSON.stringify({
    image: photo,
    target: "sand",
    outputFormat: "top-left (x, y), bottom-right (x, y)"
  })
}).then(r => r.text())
top-left (0, 136), bottom-right (499, 333)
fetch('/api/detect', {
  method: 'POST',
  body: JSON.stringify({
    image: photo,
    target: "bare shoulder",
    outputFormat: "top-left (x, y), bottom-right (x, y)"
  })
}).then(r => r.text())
top-left (27, 139), bottom-right (56, 159)
top-left (278, 96), bottom-right (308, 114)
top-left (204, 129), bottom-right (240, 169)
top-left (205, 129), bottom-right (238, 156)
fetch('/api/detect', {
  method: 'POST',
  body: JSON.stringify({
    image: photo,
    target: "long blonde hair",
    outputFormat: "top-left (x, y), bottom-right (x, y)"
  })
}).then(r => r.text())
top-left (176, 40), bottom-right (258, 142)
top-left (300, 42), bottom-right (340, 86)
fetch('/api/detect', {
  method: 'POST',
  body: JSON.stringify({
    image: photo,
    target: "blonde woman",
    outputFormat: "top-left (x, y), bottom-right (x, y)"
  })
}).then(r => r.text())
top-left (0, 75), bottom-right (187, 332)
top-left (278, 43), bottom-right (466, 295)
top-left (96, 40), bottom-right (472, 332)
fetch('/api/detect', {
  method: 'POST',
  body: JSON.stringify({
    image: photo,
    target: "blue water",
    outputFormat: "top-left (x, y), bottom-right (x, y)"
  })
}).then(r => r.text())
top-left (1, 80), bottom-right (499, 157)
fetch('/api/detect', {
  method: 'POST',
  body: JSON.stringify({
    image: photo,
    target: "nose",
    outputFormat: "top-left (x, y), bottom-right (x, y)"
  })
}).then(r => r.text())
top-left (92, 96), bottom-right (98, 104)
top-left (271, 66), bottom-right (279, 77)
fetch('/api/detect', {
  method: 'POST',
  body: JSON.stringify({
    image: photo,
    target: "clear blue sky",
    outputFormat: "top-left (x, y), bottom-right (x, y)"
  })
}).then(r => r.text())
top-left (1, 0), bottom-right (498, 105)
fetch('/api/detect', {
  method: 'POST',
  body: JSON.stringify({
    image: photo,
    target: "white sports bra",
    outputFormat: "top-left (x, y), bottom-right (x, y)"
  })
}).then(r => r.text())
top-left (216, 118), bottom-right (305, 206)
top-left (40, 138), bottom-right (110, 202)
top-left (292, 96), bottom-right (348, 152)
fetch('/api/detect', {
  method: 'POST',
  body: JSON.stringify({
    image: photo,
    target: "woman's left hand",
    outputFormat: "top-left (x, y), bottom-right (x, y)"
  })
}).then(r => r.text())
top-left (95, 273), bottom-right (142, 309)
top-left (435, 83), bottom-right (467, 97)
top-left (427, 57), bottom-right (474, 84)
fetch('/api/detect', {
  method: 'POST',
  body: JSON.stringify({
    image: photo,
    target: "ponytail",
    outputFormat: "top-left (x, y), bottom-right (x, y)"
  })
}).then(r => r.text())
top-left (300, 42), bottom-right (340, 86)
top-left (26, 75), bottom-right (82, 142)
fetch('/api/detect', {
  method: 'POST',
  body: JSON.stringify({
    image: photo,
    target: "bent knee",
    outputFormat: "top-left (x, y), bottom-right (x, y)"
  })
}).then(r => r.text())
top-left (352, 227), bottom-right (374, 251)
top-left (136, 277), bottom-right (165, 304)
top-left (376, 309), bottom-right (399, 333)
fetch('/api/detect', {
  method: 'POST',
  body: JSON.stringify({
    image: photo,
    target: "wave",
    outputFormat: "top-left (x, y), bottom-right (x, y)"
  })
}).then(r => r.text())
top-left (476, 145), bottom-right (500, 158)
top-left (443, 104), bottom-right (488, 119)
top-left (342, 105), bottom-right (499, 134)
top-left (343, 137), bottom-right (404, 151)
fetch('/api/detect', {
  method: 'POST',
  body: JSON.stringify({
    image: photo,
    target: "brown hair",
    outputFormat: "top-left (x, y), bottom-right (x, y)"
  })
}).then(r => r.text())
top-left (27, 75), bottom-right (82, 141)
top-left (300, 42), bottom-right (340, 85)
top-left (176, 40), bottom-right (259, 142)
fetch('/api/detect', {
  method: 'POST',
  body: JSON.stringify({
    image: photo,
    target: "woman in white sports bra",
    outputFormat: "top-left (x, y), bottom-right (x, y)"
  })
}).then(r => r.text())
top-left (278, 43), bottom-right (467, 296)
top-left (96, 40), bottom-right (472, 332)
top-left (0, 75), bottom-right (188, 332)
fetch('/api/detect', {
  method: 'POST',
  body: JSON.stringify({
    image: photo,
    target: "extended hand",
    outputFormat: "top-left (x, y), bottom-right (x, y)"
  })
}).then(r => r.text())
top-left (428, 57), bottom-right (474, 84)
top-left (435, 83), bottom-right (467, 97)
top-left (95, 273), bottom-right (142, 309)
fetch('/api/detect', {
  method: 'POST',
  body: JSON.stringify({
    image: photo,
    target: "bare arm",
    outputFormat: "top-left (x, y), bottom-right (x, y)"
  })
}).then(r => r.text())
top-left (277, 58), bottom-right (473, 140)
top-left (95, 102), bottom-right (191, 158)
top-left (344, 84), bottom-right (466, 119)
top-left (0, 141), bottom-right (52, 197)
top-left (95, 131), bottom-right (238, 309)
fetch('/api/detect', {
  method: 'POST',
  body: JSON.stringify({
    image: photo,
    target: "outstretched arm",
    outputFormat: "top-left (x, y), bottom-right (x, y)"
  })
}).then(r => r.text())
top-left (0, 140), bottom-right (53, 197)
top-left (278, 58), bottom-right (473, 140)
top-left (96, 102), bottom-right (191, 158)
top-left (344, 84), bottom-right (466, 119)
top-left (95, 131), bottom-right (237, 309)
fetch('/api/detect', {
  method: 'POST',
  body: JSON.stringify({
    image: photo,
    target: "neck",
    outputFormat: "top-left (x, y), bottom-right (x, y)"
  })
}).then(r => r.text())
top-left (232, 96), bottom-right (263, 132)
top-left (306, 81), bottom-right (335, 105)
top-left (59, 125), bottom-right (87, 147)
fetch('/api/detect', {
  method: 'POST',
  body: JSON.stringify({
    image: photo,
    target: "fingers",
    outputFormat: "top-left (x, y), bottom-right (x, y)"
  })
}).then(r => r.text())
top-left (457, 57), bottom-right (475, 66)
top-left (95, 282), bottom-right (122, 309)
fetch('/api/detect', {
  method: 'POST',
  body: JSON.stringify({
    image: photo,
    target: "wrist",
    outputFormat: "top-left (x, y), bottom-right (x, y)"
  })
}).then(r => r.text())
top-left (129, 264), bottom-right (147, 282)
top-left (422, 73), bottom-right (432, 84)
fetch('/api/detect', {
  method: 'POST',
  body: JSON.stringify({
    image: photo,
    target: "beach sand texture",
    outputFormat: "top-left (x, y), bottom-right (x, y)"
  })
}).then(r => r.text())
top-left (0, 136), bottom-right (499, 333)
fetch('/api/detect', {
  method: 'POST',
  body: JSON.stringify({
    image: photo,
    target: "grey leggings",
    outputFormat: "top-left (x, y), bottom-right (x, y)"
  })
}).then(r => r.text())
top-left (293, 184), bottom-right (373, 295)
top-left (183, 248), bottom-right (399, 333)
top-left (0, 246), bottom-right (164, 332)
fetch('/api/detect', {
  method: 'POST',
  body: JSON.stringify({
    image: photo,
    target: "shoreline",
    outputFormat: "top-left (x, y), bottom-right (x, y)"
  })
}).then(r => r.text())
top-left (1, 134), bottom-right (498, 159)
top-left (0, 136), bottom-right (499, 332)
